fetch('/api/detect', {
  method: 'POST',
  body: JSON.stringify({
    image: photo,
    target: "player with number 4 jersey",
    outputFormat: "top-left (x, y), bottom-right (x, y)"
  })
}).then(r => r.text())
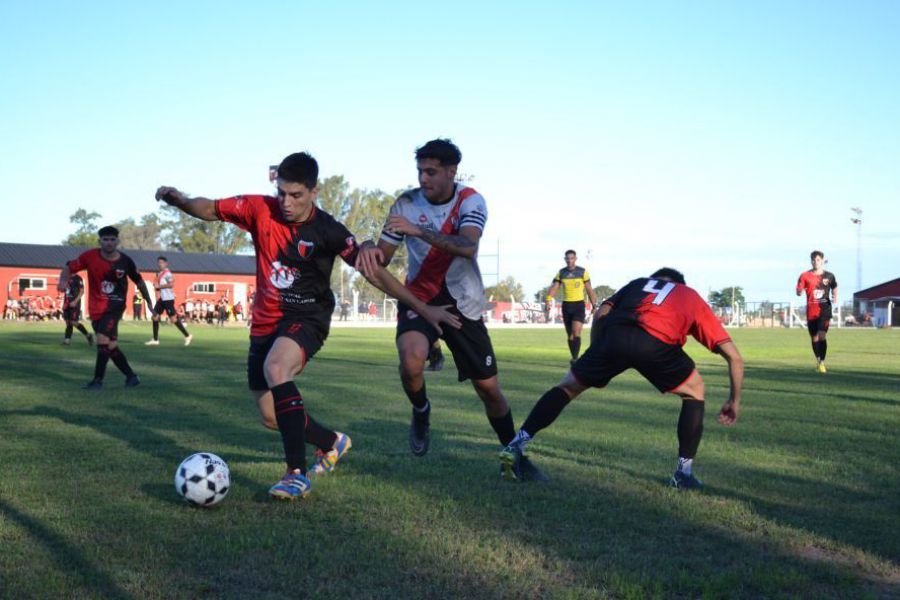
top-left (501, 268), bottom-right (744, 490)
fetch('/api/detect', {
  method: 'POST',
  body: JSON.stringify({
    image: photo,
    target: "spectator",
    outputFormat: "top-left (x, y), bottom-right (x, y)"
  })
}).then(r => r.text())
top-left (368, 300), bottom-right (377, 321)
top-left (339, 298), bottom-right (350, 321)
top-left (133, 292), bottom-right (144, 321)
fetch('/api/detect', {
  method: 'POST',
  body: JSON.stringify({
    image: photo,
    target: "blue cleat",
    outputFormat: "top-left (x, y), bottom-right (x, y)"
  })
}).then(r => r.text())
top-left (310, 432), bottom-right (352, 476)
top-left (499, 443), bottom-right (550, 483)
top-left (269, 470), bottom-right (311, 500)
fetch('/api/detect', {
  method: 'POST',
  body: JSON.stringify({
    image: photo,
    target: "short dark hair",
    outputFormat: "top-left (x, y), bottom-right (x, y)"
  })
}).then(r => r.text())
top-left (277, 152), bottom-right (318, 189)
top-left (157, 256), bottom-right (168, 262)
top-left (810, 250), bottom-right (824, 260)
top-left (98, 225), bottom-right (119, 238)
top-left (415, 139), bottom-right (462, 166)
top-left (650, 267), bottom-right (686, 284)
top-left (565, 250), bottom-right (576, 258)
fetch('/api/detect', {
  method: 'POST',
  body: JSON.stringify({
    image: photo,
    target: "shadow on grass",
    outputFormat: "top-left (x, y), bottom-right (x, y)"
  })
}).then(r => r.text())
top-left (0, 499), bottom-right (134, 600)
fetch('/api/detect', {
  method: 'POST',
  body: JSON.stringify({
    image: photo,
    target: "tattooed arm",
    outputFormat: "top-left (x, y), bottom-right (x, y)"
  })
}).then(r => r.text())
top-left (384, 213), bottom-right (480, 258)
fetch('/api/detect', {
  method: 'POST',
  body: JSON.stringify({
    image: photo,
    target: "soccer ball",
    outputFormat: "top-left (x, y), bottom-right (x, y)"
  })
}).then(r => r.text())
top-left (174, 452), bottom-right (230, 507)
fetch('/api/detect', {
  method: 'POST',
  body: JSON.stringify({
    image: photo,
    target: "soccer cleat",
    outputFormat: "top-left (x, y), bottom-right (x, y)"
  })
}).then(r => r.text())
top-left (817, 362), bottom-right (828, 374)
top-left (62, 339), bottom-right (71, 346)
top-left (425, 349), bottom-right (445, 372)
top-left (499, 443), bottom-right (550, 483)
top-left (145, 339), bottom-right (160, 346)
top-left (670, 469), bottom-right (703, 490)
top-left (86, 334), bottom-right (94, 346)
top-left (409, 404), bottom-right (431, 456)
top-left (82, 379), bottom-right (103, 390)
top-left (310, 432), bottom-right (352, 476)
top-left (269, 470), bottom-right (311, 500)
top-left (184, 334), bottom-right (193, 347)
top-left (124, 374), bottom-right (141, 388)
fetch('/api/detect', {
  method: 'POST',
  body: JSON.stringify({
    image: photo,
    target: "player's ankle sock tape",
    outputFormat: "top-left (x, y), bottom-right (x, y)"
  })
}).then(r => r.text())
top-left (305, 414), bottom-right (338, 451)
top-left (488, 409), bottom-right (516, 446)
top-left (522, 386), bottom-right (571, 437)
top-left (677, 398), bottom-right (705, 459)
top-left (271, 381), bottom-right (307, 473)
top-left (405, 384), bottom-right (429, 411)
top-left (94, 345), bottom-right (111, 381)
top-left (109, 347), bottom-right (135, 377)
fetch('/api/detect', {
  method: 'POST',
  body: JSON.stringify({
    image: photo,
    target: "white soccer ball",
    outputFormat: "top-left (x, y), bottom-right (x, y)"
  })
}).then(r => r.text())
top-left (174, 452), bottom-right (230, 507)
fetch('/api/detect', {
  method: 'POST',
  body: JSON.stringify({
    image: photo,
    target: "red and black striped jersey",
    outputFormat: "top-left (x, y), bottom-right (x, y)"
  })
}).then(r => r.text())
top-left (67, 249), bottom-right (141, 320)
top-left (215, 195), bottom-right (359, 337)
top-left (63, 274), bottom-right (83, 310)
top-left (796, 270), bottom-right (837, 320)
top-left (602, 277), bottom-right (731, 351)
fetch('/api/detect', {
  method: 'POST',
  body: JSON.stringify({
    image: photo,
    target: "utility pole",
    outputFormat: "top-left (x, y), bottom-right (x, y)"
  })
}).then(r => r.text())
top-left (851, 207), bottom-right (862, 291)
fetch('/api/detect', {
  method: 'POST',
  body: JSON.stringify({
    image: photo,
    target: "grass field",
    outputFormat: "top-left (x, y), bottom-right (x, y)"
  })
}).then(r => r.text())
top-left (1, 322), bottom-right (898, 599)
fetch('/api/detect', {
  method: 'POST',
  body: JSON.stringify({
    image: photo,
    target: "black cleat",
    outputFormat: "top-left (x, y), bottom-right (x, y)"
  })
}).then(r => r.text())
top-left (82, 379), bottom-right (103, 390)
top-left (425, 350), bottom-right (445, 372)
top-left (517, 455), bottom-right (550, 483)
top-left (409, 404), bottom-right (431, 456)
top-left (670, 470), bottom-right (703, 490)
top-left (124, 375), bottom-right (141, 388)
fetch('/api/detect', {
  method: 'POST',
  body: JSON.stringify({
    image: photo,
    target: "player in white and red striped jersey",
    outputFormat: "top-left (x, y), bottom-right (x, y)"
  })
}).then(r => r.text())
top-left (357, 139), bottom-right (545, 481)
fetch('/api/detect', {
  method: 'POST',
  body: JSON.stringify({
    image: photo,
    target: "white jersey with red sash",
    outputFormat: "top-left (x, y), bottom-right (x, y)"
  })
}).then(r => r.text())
top-left (380, 185), bottom-right (488, 320)
top-left (156, 269), bottom-right (175, 301)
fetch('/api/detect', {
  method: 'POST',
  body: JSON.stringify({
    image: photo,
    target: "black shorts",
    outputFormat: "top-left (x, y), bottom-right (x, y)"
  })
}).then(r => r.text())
top-left (247, 320), bottom-right (326, 391)
top-left (91, 311), bottom-right (124, 340)
top-left (807, 307), bottom-right (832, 336)
top-left (397, 302), bottom-right (498, 382)
top-left (63, 305), bottom-right (82, 322)
top-left (153, 300), bottom-right (177, 318)
top-left (571, 325), bottom-right (696, 393)
top-left (562, 301), bottom-right (586, 330)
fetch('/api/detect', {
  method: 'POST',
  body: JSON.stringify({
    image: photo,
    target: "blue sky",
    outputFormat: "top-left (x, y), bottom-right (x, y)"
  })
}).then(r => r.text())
top-left (1, 1), bottom-right (897, 302)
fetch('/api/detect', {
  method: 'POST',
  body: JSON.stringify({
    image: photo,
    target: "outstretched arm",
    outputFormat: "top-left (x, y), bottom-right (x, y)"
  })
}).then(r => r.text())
top-left (714, 341), bottom-right (744, 425)
top-left (156, 186), bottom-right (219, 221)
top-left (360, 262), bottom-right (461, 334)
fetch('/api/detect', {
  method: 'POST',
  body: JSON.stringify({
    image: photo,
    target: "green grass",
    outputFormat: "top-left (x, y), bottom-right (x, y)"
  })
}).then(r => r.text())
top-left (1, 322), bottom-right (898, 599)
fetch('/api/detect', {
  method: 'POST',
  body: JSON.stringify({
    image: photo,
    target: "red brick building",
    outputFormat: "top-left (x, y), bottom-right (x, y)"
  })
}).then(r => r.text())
top-left (0, 243), bottom-right (255, 318)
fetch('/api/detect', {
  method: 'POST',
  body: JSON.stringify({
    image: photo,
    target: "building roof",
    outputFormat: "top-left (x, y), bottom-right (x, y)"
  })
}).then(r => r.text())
top-left (0, 242), bottom-right (256, 275)
top-left (853, 277), bottom-right (900, 300)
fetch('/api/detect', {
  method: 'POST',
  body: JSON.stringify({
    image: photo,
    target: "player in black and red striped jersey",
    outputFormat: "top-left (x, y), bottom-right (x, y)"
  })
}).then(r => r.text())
top-left (57, 226), bottom-right (155, 389)
top-left (796, 250), bottom-right (838, 373)
top-left (61, 273), bottom-right (94, 346)
top-left (500, 268), bottom-right (744, 489)
top-left (157, 152), bottom-right (460, 501)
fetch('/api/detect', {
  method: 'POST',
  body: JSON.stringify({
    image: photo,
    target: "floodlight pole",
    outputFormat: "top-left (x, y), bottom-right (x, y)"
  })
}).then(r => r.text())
top-left (850, 207), bottom-right (862, 291)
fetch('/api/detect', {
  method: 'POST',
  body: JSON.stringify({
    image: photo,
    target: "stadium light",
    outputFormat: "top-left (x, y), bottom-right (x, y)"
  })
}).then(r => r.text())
top-left (850, 207), bottom-right (862, 292)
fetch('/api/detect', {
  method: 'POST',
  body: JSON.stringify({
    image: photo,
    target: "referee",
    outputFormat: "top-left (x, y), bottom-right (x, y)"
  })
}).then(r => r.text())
top-left (546, 250), bottom-right (598, 364)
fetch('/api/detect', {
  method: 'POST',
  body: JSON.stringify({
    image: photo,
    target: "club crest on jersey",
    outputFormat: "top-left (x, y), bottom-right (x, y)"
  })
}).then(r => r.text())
top-left (297, 239), bottom-right (315, 260)
top-left (418, 214), bottom-right (428, 224)
top-left (822, 278), bottom-right (830, 286)
top-left (115, 269), bottom-right (125, 278)
top-left (269, 261), bottom-right (297, 289)
top-left (101, 281), bottom-right (116, 294)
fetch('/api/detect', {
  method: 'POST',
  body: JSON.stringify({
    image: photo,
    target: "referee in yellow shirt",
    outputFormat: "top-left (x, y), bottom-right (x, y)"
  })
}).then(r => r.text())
top-left (546, 250), bottom-right (598, 363)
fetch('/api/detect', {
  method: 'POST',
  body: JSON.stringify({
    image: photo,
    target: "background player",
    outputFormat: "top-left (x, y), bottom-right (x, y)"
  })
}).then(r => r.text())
top-left (546, 249), bottom-right (598, 364)
top-left (156, 151), bottom-right (460, 501)
top-left (796, 250), bottom-right (838, 373)
top-left (61, 272), bottom-right (93, 346)
top-left (146, 256), bottom-right (193, 346)
top-left (357, 138), bottom-right (543, 480)
top-left (58, 226), bottom-right (155, 389)
top-left (501, 268), bottom-right (744, 489)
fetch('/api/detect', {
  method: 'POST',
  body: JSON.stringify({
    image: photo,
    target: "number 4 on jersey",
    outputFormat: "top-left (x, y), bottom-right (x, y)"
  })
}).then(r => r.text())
top-left (642, 279), bottom-right (675, 305)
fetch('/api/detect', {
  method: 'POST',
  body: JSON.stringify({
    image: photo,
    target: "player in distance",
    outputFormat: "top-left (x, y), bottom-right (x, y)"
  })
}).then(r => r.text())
top-left (796, 250), bottom-right (838, 373)
top-left (146, 256), bottom-right (193, 346)
top-left (58, 226), bottom-right (155, 389)
top-left (500, 268), bottom-right (743, 489)
top-left (61, 272), bottom-right (94, 347)
top-left (545, 249), bottom-right (599, 364)
top-left (157, 151), bottom-right (460, 501)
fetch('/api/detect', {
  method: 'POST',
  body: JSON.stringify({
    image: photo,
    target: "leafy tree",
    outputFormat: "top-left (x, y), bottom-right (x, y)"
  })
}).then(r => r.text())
top-left (708, 286), bottom-right (746, 309)
top-left (593, 284), bottom-right (616, 302)
top-left (62, 209), bottom-right (102, 247)
top-left (115, 213), bottom-right (163, 250)
top-left (485, 276), bottom-right (525, 302)
top-left (159, 205), bottom-right (251, 254)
